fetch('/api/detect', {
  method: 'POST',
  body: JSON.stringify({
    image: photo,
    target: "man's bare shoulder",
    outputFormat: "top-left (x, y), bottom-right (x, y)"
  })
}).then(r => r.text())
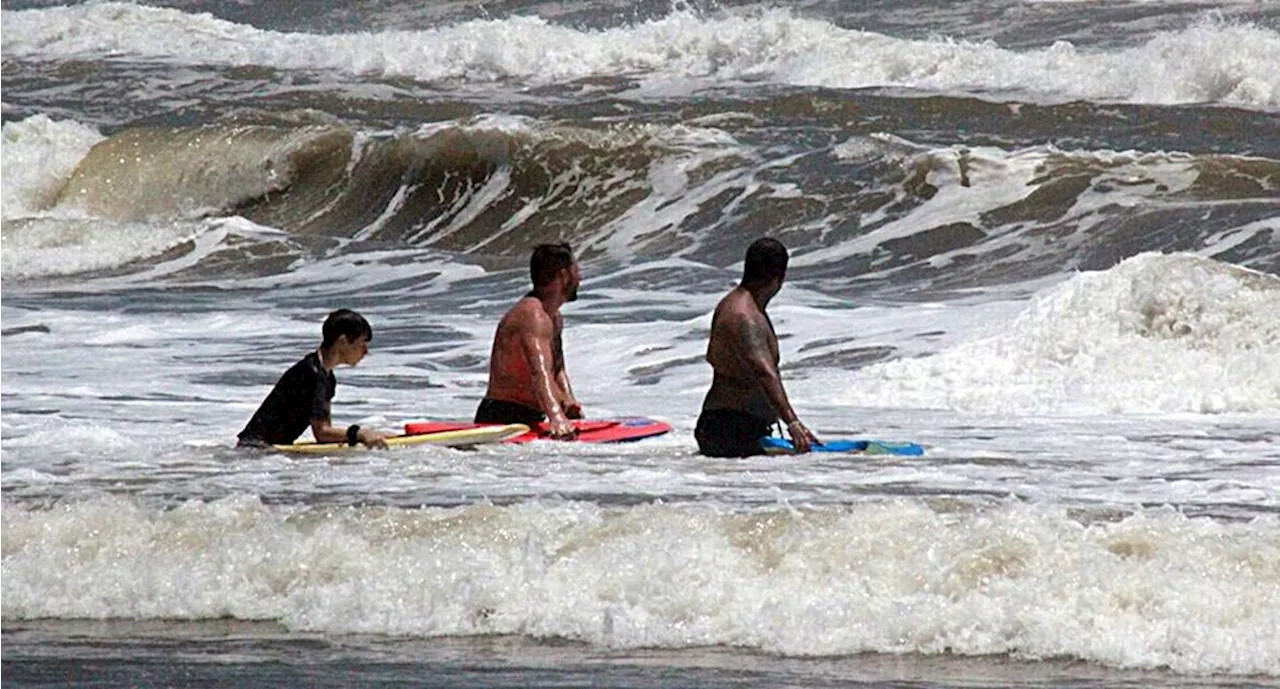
top-left (715, 289), bottom-right (763, 324)
top-left (505, 296), bottom-right (554, 332)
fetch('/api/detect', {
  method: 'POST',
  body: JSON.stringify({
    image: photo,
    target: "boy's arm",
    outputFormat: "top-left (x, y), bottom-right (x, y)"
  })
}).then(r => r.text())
top-left (310, 417), bottom-right (388, 449)
top-left (309, 416), bottom-right (347, 444)
top-left (307, 375), bottom-right (387, 448)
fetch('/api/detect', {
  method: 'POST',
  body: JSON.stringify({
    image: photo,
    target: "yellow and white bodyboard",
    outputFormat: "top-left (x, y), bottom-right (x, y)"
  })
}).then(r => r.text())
top-left (273, 424), bottom-right (529, 454)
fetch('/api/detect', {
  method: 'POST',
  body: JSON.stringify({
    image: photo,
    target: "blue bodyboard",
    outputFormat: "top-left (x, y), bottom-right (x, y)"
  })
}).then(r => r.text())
top-left (760, 436), bottom-right (925, 456)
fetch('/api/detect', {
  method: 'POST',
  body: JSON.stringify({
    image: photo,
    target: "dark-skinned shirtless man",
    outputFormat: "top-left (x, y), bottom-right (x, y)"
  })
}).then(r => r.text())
top-left (475, 242), bottom-right (583, 439)
top-left (696, 238), bottom-right (820, 457)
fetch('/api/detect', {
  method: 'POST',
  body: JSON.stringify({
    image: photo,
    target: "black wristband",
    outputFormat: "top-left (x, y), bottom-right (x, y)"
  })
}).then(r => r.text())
top-left (346, 424), bottom-right (361, 446)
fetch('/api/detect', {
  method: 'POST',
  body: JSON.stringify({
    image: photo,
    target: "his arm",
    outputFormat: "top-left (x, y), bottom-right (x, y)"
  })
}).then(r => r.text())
top-left (520, 312), bottom-right (576, 438)
top-left (555, 368), bottom-right (583, 419)
top-left (309, 417), bottom-right (388, 449)
top-left (306, 377), bottom-right (388, 449)
top-left (552, 319), bottom-right (582, 419)
top-left (735, 316), bottom-right (819, 452)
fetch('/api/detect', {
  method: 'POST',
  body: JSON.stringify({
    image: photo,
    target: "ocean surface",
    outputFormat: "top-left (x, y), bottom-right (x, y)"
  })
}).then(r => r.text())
top-left (2, 1), bottom-right (1279, 687)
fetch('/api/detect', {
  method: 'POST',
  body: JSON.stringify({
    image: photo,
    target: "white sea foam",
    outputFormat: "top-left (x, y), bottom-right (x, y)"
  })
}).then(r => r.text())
top-left (3, 244), bottom-right (1276, 686)
top-left (805, 139), bottom-right (1271, 278)
top-left (800, 137), bottom-right (1049, 268)
top-left (836, 253), bottom-right (1280, 414)
top-left (0, 216), bottom-right (217, 280)
top-left (2, 495), bottom-right (1276, 675)
top-left (3, 4), bottom-right (1277, 108)
top-left (1, 114), bottom-right (104, 217)
top-left (0, 115), bottom-right (218, 279)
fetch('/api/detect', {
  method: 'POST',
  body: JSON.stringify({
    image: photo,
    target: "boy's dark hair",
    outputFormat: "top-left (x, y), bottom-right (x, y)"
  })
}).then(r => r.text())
top-left (742, 237), bottom-right (788, 285)
top-left (530, 242), bottom-right (575, 288)
top-left (322, 309), bottom-right (373, 348)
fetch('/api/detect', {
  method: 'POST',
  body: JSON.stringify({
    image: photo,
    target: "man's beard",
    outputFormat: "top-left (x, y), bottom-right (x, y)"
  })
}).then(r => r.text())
top-left (565, 283), bottom-right (579, 301)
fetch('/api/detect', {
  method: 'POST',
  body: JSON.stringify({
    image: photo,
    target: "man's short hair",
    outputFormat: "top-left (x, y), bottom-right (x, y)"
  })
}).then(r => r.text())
top-left (742, 237), bottom-right (788, 285)
top-left (531, 242), bottom-right (575, 288)
top-left (322, 309), bottom-right (372, 347)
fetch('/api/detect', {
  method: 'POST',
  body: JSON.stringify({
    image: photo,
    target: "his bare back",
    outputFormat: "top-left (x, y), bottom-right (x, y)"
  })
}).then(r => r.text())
top-left (484, 295), bottom-right (565, 411)
top-left (702, 287), bottom-right (781, 422)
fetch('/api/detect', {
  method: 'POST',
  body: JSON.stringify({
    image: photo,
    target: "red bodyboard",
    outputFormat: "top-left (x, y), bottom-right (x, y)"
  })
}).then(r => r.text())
top-left (405, 417), bottom-right (672, 444)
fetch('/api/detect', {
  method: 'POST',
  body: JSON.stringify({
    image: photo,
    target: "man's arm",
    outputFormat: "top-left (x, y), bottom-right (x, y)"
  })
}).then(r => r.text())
top-left (551, 320), bottom-right (582, 419)
top-left (735, 314), bottom-right (819, 452)
top-left (519, 310), bottom-right (576, 438)
top-left (555, 368), bottom-right (582, 419)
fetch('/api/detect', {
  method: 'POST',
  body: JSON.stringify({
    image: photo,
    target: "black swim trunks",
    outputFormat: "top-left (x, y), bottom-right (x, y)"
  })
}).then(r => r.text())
top-left (695, 408), bottom-right (775, 458)
top-left (237, 351), bottom-right (334, 447)
top-left (474, 397), bottom-right (546, 426)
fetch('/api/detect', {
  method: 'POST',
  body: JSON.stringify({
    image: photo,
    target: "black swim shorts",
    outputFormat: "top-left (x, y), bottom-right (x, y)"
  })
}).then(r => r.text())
top-left (695, 408), bottom-right (774, 458)
top-left (474, 397), bottom-right (546, 426)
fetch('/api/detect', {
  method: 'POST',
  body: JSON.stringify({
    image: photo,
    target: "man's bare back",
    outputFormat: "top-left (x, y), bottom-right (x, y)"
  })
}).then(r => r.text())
top-left (702, 287), bottom-right (781, 422)
top-left (484, 295), bottom-right (571, 413)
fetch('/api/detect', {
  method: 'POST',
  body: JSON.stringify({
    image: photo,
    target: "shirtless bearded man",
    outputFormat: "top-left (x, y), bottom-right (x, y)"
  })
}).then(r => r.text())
top-left (475, 242), bottom-right (583, 439)
top-left (696, 238), bottom-right (820, 457)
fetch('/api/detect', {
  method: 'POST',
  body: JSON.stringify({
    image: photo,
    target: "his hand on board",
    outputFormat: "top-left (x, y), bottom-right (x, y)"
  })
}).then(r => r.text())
top-left (547, 410), bottom-right (578, 440)
top-left (787, 420), bottom-right (819, 454)
top-left (359, 428), bottom-right (390, 450)
top-left (563, 400), bottom-right (584, 420)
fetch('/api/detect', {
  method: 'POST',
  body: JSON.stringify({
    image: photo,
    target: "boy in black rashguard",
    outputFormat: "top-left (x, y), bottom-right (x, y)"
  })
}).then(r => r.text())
top-left (237, 309), bottom-right (389, 449)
